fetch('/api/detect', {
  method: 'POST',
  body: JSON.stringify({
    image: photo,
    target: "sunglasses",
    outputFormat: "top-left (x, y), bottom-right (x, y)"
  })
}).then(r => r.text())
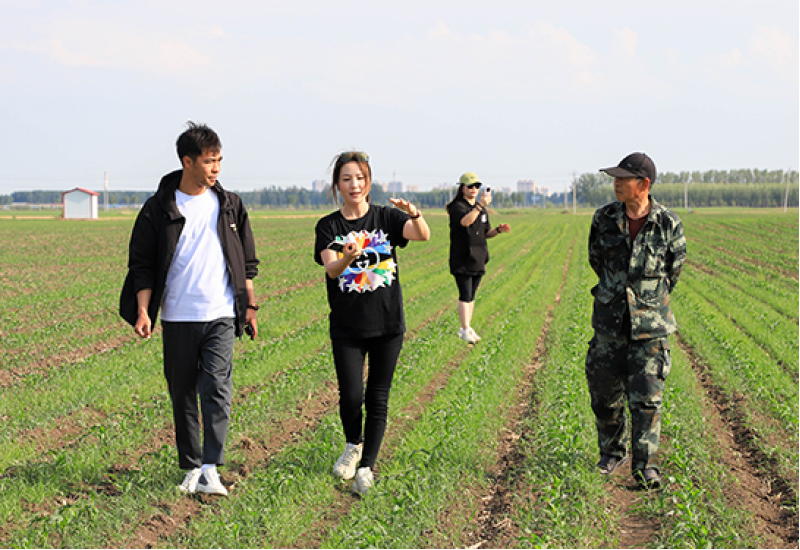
top-left (464, 183), bottom-right (482, 189)
top-left (337, 151), bottom-right (369, 164)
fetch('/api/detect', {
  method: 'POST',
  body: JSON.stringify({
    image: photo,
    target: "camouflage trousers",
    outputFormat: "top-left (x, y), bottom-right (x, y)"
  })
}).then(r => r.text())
top-left (585, 331), bottom-right (671, 472)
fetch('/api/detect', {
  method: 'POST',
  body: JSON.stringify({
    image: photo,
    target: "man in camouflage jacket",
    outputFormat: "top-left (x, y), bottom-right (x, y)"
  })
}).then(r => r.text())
top-left (585, 152), bottom-right (687, 489)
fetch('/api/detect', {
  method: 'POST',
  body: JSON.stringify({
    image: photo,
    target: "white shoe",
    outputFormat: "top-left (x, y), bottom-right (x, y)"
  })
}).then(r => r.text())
top-left (333, 443), bottom-right (363, 480)
top-left (351, 466), bottom-right (374, 496)
top-left (196, 468), bottom-right (228, 496)
top-left (467, 327), bottom-right (482, 342)
top-left (178, 467), bottom-right (202, 494)
top-left (461, 328), bottom-right (478, 344)
top-left (457, 328), bottom-right (466, 339)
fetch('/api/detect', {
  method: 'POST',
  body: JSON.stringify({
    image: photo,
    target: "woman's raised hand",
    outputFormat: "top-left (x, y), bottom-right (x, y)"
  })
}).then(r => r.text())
top-left (388, 198), bottom-right (419, 217)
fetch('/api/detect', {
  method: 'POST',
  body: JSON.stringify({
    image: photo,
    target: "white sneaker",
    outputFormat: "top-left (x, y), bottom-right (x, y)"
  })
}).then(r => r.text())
top-left (178, 467), bottom-right (202, 494)
top-left (351, 466), bottom-right (374, 496)
top-left (467, 327), bottom-right (482, 342)
top-left (196, 468), bottom-right (229, 496)
top-left (461, 328), bottom-right (478, 344)
top-left (333, 443), bottom-right (363, 480)
top-left (457, 328), bottom-right (466, 339)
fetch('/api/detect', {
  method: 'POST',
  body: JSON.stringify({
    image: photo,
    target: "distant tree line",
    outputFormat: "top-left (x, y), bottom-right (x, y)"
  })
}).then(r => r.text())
top-left (582, 183), bottom-right (798, 209)
top-left (575, 169), bottom-right (799, 208)
top-left (1, 190), bottom-right (155, 206)
top-left (2, 168), bottom-right (797, 209)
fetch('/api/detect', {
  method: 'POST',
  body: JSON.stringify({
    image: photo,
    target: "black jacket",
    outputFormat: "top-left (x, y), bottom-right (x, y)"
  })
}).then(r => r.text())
top-left (448, 196), bottom-right (491, 275)
top-left (119, 170), bottom-right (259, 337)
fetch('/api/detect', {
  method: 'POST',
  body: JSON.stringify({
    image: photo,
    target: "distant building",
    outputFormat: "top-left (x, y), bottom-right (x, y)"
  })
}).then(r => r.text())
top-left (406, 185), bottom-right (419, 193)
top-left (375, 181), bottom-right (388, 192)
top-left (539, 186), bottom-right (551, 197)
top-left (517, 180), bottom-right (535, 193)
top-left (312, 179), bottom-right (327, 192)
top-left (388, 181), bottom-right (403, 193)
top-left (62, 188), bottom-right (99, 219)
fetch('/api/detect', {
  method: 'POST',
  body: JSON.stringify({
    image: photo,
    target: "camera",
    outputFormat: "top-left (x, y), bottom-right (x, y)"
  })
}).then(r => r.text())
top-left (485, 187), bottom-right (491, 192)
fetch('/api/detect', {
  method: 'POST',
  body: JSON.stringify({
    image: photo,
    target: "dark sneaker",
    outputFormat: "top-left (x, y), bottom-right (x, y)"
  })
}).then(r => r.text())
top-left (597, 454), bottom-right (628, 475)
top-left (634, 468), bottom-right (662, 490)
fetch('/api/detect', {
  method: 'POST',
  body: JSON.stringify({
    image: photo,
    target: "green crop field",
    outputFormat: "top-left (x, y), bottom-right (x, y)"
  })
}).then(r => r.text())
top-left (0, 208), bottom-right (797, 548)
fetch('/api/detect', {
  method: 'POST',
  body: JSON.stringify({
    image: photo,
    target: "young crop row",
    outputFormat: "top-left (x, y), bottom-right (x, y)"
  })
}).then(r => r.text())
top-left (673, 213), bottom-right (798, 519)
top-left (683, 216), bottom-right (798, 277)
top-left (685, 241), bottom-right (797, 320)
top-left (501, 230), bottom-right (759, 548)
top-left (0, 209), bottom-right (796, 548)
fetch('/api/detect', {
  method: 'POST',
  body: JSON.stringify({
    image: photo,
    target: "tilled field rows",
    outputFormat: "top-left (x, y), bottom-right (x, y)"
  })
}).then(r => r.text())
top-left (0, 209), bottom-right (797, 548)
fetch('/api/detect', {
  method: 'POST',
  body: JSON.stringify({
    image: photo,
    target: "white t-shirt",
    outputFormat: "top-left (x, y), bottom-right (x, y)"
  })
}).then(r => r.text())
top-left (160, 189), bottom-right (236, 322)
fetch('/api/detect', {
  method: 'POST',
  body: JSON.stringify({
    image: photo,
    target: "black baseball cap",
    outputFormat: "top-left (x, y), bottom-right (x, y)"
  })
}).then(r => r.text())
top-left (600, 152), bottom-right (656, 183)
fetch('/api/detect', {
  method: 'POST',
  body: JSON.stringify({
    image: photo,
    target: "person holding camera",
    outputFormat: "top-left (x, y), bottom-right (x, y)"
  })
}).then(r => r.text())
top-left (314, 151), bottom-right (430, 496)
top-left (120, 122), bottom-right (259, 497)
top-left (446, 172), bottom-right (510, 344)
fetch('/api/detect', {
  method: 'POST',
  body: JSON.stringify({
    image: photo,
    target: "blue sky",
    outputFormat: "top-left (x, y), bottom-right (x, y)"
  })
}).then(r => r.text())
top-left (1, 0), bottom-right (797, 193)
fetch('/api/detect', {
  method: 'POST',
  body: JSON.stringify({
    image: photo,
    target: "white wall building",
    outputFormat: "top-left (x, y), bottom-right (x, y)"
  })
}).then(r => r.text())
top-left (62, 188), bottom-right (99, 219)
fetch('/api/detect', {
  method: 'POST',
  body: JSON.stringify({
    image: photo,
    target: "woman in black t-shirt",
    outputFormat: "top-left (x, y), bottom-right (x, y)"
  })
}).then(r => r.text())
top-left (446, 172), bottom-right (510, 344)
top-left (314, 151), bottom-right (430, 496)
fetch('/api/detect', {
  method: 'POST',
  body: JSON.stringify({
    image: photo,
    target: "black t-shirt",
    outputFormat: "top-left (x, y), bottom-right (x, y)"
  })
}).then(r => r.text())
top-left (448, 197), bottom-right (491, 275)
top-left (314, 205), bottom-right (410, 339)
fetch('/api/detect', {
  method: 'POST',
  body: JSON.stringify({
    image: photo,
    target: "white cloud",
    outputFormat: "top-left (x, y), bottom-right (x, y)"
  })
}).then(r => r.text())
top-left (722, 47), bottom-right (743, 67)
top-left (749, 25), bottom-right (798, 81)
top-left (15, 17), bottom-right (211, 74)
top-left (614, 28), bottom-right (638, 57)
top-left (279, 21), bottom-right (607, 107)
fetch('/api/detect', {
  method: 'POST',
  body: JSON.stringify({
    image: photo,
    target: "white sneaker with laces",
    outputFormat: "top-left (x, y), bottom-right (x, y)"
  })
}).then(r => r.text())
top-left (196, 467), bottom-right (229, 496)
top-left (457, 328), bottom-right (466, 339)
top-left (351, 466), bottom-right (374, 496)
top-left (178, 467), bottom-right (202, 494)
top-left (333, 443), bottom-right (363, 480)
top-left (467, 327), bottom-right (482, 342)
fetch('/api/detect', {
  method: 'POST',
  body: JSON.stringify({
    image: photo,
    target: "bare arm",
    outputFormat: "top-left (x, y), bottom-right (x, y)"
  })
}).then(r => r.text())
top-left (320, 242), bottom-right (364, 279)
top-left (389, 198), bottom-right (431, 241)
top-left (135, 288), bottom-right (153, 338)
top-left (460, 191), bottom-right (492, 227)
top-left (245, 279), bottom-right (258, 338)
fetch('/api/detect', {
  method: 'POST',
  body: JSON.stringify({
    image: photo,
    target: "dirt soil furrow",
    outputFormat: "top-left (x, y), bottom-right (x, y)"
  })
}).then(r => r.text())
top-left (291, 301), bottom-right (471, 549)
top-left (675, 334), bottom-right (798, 548)
top-left (126, 295), bottom-right (460, 548)
top-left (124, 378), bottom-right (340, 548)
top-left (462, 239), bottom-right (597, 549)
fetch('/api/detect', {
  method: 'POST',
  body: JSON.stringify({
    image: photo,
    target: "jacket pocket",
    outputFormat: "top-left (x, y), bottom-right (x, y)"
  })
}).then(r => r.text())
top-left (643, 243), bottom-right (667, 277)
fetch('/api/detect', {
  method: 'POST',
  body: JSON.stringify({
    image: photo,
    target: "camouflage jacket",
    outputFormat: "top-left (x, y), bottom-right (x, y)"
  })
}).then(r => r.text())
top-left (588, 197), bottom-right (687, 340)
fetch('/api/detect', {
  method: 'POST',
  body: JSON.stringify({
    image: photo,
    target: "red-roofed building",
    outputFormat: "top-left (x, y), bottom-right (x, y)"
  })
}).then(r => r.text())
top-left (62, 188), bottom-right (99, 219)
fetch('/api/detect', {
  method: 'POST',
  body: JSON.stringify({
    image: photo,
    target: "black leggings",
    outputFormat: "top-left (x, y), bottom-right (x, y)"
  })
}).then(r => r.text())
top-left (331, 333), bottom-right (404, 469)
top-left (454, 273), bottom-right (483, 302)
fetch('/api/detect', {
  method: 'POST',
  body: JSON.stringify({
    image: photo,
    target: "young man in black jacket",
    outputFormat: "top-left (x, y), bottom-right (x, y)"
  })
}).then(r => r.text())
top-left (120, 122), bottom-right (260, 496)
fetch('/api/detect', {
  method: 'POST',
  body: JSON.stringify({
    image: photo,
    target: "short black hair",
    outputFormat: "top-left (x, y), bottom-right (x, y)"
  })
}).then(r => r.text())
top-left (176, 121), bottom-right (221, 164)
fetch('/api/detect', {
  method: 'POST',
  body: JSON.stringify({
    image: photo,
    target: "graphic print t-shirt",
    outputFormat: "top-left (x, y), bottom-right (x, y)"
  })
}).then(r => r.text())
top-left (314, 205), bottom-right (410, 339)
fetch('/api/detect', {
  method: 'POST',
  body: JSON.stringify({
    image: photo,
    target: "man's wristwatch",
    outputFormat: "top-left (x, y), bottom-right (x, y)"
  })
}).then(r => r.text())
top-left (247, 304), bottom-right (260, 311)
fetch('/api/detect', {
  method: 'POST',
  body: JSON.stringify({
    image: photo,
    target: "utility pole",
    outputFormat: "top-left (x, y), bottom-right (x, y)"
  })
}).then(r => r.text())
top-left (784, 168), bottom-right (790, 213)
top-left (684, 172), bottom-right (690, 213)
top-left (104, 171), bottom-right (109, 211)
top-left (572, 172), bottom-right (577, 214)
